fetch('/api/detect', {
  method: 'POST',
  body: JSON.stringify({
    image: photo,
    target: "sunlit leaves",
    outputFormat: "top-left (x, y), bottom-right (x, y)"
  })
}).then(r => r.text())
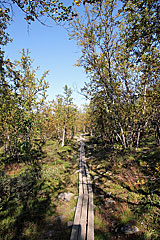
top-left (121, 0), bottom-right (160, 59)
top-left (0, 49), bottom-right (49, 159)
top-left (53, 85), bottom-right (77, 146)
top-left (70, 0), bottom-right (160, 148)
top-left (5, 0), bottom-right (76, 23)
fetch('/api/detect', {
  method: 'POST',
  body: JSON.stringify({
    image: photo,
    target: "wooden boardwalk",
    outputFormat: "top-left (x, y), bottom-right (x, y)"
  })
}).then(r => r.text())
top-left (70, 140), bottom-right (94, 240)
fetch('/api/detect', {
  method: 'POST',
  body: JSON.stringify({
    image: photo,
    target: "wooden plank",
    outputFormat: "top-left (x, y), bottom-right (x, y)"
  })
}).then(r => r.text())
top-left (79, 169), bottom-right (88, 239)
top-left (79, 167), bottom-right (83, 195)
top-left (79, 193), bottom-right (88, 240)
top-left (79, 181), bottom-right (88, 240)
top-left (71, 150), bottom-right (83, 240)
top-left (70, 139), bottom-right (94, 240)
top-left (87, 191), bottom-right (94, 240)
top-left (85, 160), bottom-right (94, 240)
top-left (70, 194), bottom-right (83, 240)
top-left (71, 141), bottom-right (84, 240)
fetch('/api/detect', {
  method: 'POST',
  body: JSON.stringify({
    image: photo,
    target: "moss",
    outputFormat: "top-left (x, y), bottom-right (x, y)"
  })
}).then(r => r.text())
top-left (0, 139), bottom-right (79, 240)
top-left (86, 136), bottom-right (160, 240)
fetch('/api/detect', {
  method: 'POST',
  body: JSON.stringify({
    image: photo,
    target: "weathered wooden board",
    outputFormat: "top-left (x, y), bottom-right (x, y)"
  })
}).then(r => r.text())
top-left (79, 172), bottom-right (88, 240)
top-left (87, 191), bottom-right (94, 240)
top-left (70, 139), bottom-right (94, 240)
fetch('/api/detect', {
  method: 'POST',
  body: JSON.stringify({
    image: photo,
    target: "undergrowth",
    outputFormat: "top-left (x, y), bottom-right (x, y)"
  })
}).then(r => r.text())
top-left (85, 135), bottom-right (160, 240)
top-left (0, 139), bottom-right (79, 240)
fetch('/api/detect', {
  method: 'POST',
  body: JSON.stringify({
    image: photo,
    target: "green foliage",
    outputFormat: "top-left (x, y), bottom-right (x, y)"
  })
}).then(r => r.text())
top-left (70, 0), bottom-right (160, 149)
top-left (54, 85), bottom-right (78, 146)
top-left (121, 0), bottom-right (159, 57)
top-left (0, 0), bottom-right (103, 25)
top-left (0, 0), bottom-right (75, 23)
top-left (0, 49), bottom-right (49, 161)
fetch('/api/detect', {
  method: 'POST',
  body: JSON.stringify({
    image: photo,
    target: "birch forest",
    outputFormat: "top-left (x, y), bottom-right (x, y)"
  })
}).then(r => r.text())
top-left (0, 0), bottom-right (160, 239)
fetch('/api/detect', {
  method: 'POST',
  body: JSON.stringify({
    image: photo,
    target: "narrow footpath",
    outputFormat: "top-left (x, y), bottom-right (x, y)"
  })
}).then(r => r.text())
top-left (70, 139), bottom-right (94, 240)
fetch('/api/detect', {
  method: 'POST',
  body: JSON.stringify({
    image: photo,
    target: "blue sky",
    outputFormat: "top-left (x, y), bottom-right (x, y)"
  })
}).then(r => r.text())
top-left (4, 4), bottom-right (89, 107)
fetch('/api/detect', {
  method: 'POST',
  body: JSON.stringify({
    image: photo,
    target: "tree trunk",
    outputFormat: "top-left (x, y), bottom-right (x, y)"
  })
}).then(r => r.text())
top-left (156, 125), bottom-right (160, 145)
top-left (62, 126), bottom-right (65, 147)
top-left (90, 128), bottom-right (93, 136)
top-left (83, 125), bottom-right (86, 134)
top-left (119, 124), bottom-right (127, 149)
top-left (71, 126), bottom-right (74, 139)
top-left (152, 121), bottom-right (160, 145)
top-left (136, 128), bottom-right (141, 150)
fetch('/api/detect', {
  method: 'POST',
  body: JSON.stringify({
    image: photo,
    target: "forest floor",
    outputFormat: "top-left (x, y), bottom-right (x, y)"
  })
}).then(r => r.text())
top-left (84, 135), bottom-right (160, 240)
top-left (0, 136), bottom-right (160, 240)
top-left (0, 140), bottom-right (80, 240)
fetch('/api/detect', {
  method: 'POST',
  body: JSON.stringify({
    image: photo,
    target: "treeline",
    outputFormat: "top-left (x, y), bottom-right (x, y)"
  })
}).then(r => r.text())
top-left (70, 0), bottom-right (160, 149)
top-left (0, 48), bottom-right (80, 161)
top-left (0, 49), bottom-right (80, 160)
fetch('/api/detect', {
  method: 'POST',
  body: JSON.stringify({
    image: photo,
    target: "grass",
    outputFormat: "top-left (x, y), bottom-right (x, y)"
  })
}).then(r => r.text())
top-left (94, 213), bottom-right (111, 240)
top-left (1, 134), bottom-right (159, 239)
top-left (85, 135), bottom-right (160, 240)
top-left (118, 204), bottom-right (135, 224)
top-left (0, 139), bottom-right (80, 240)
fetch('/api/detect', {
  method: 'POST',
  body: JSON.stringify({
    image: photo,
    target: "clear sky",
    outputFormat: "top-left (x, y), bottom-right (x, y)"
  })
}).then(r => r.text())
top-left (4, 4), bottom-right (89, 107)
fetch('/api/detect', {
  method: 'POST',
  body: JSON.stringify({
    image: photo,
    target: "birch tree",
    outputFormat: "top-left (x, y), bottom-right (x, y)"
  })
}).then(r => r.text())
top-left (69, 0), bottom-right (160, 148)
top-left (54, 85), bottom-right (77, 146)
